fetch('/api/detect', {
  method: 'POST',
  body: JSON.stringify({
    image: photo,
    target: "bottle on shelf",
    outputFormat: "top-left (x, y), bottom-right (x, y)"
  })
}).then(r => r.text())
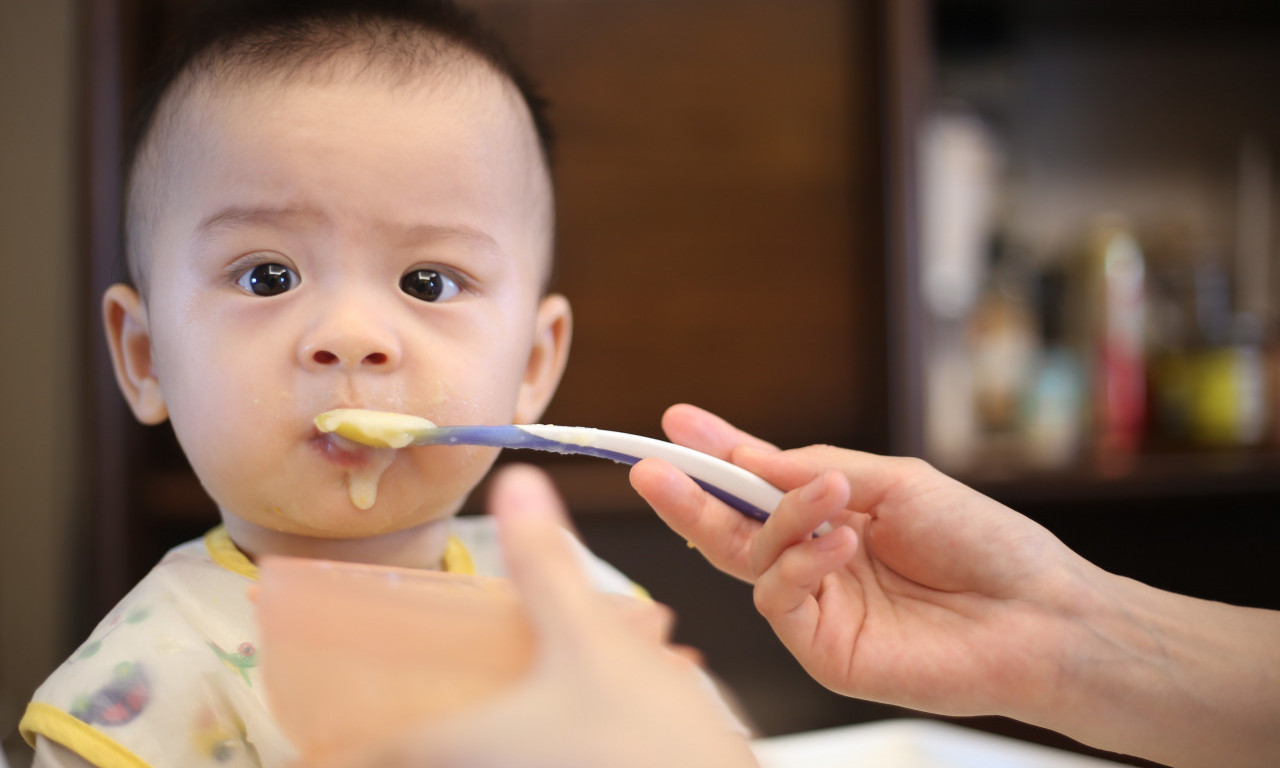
top-left (1022, 268), bottom-right (1083, 470)
top-left (1078, 217), bottom-right (1147, 470)
top-left (1160, 242), bottom-right (1270, 450)
top-left (970, 231), bottom-right (1035, 435)
top-left (919, 108), bottom-right (1003, 473)
top-left (968, 229), bottom-right (1036, 473)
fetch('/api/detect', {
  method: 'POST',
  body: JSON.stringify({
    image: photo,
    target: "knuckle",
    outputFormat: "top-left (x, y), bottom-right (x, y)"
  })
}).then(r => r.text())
top-left (752, 582), bottom-right (778, 615)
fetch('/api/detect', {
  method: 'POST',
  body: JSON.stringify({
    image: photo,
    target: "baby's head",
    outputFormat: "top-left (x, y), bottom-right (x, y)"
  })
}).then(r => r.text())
top-left (104, 0), bottom-right (572, 547)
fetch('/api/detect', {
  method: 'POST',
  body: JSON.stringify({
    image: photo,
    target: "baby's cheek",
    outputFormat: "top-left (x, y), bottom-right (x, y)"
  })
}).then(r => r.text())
top-left (424, 378), bottom-right (520, 427)
top-left (191, 435), bottom-right (278, 511)
top-left (409, 443), bottom-right (499, 489)
top-left (170, 399), bottom-right (288, 511)
top-left (361, 444), bottom-right (498, 529)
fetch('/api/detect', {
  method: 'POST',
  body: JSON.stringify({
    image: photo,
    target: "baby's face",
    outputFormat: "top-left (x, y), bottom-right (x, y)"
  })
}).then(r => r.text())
top-left (133, 66), bottom-right (562, 538)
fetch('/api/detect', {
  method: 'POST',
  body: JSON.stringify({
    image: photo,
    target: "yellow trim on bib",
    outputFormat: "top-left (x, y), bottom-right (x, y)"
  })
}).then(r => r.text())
top-left (205, 526), bottom-right (258, 580)
top-left (441, 534), bottom-right (476, 574)
top-left (19, 702), bottom-right (153, 768)
top-left (205, 525), bottom-right (476, 577)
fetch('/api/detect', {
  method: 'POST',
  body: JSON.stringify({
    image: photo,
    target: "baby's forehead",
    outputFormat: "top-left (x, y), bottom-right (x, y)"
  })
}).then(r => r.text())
top-left (129, 51), bottom-right (554, 290)
top-left (147, 43), bottom-right (546, 200)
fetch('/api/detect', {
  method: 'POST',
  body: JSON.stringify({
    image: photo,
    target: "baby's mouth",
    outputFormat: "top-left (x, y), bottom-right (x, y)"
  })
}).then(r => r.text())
top-left (312, 408), bottom-right (437, 510)
top-left (313, 430), bottom-right (399, 510)
top-left (313, 430), bottom-right (375, 467)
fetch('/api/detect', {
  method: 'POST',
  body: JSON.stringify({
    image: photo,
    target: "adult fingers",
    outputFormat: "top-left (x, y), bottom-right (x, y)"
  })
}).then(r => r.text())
top-left (733, 444), bottom-right (936, 517)
top-left (752, 527), bottom-right (859, 621)
top-left (661, 403), bottom-right (779, 460)
top-left (603, 592), bottom-right (676, 646)
top-left (630, 457), bottom-right (759, 582)
top-left (752, 527), bottom-right (865, 660)
top-left (488, 463), bottom-right (603, 649)
top-left (748, 470), bottom-right (852, 579)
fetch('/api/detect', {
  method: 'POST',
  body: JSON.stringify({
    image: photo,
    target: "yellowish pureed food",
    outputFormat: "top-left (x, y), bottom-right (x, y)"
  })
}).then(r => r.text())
top-left (314, 409), bottom-right (437, 509)
top-left (314, 408), bottom-right (436, 449)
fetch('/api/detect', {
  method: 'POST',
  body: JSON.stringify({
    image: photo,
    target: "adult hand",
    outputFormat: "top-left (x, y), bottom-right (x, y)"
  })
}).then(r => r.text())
top-left (630, 404), bottom-right (1096, 722)
top-left (316, 463), bottom-right (758, 768)
top-left (632, 405), bottom-right (1280, 768)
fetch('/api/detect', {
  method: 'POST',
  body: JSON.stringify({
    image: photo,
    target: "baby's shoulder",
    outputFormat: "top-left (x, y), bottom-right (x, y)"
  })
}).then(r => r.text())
top-left (35, 535), bottom-right (261, 702)
top-left (23, 535), bottom-right (287, 767)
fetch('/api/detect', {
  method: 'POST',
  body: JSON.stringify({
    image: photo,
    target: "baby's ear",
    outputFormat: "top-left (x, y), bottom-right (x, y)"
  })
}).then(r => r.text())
top-left (514, 294), bottom-right (572, 424)
top-left (102, 284), bottom-right (169, 424)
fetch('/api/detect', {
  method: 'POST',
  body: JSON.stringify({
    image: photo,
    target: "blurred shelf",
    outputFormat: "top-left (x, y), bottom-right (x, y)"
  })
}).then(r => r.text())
top-left (962, 448), bottom-right (1280, 505)
top-left (899, 0), bottom-right (1280, 495)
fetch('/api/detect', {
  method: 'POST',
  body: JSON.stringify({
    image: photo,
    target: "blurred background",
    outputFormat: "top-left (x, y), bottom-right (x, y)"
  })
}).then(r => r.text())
top-left (3, 1), bottom-right (1278, 766)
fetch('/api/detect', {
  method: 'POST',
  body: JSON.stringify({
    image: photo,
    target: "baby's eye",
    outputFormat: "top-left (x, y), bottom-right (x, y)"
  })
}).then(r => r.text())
top-left (400, 268), bottom-right (460, 303)
top-left (236, 263), bottom-right (299, 297)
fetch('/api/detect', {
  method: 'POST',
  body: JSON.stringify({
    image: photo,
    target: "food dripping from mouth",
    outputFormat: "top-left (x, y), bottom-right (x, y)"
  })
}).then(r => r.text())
top-left (314, 409), bottom-right (437, 510)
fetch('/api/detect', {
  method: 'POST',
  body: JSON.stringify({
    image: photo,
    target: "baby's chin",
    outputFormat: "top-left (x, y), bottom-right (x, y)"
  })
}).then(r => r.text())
top-left (223, 494), bottom-right (460, 540)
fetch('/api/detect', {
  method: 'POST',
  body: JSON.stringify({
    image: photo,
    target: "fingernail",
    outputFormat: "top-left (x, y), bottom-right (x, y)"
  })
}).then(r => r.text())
top-left (800, 475), bottom-right (828, 504)
top-left (815, 527), bottom-right (852, 551)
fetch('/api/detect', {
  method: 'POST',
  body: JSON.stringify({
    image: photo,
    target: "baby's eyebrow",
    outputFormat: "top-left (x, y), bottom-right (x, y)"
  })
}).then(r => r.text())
top-left (195, 205), bottom-right (503, 258)
top-left (392, 222), bottom-right (502, 254)
top-left (196, 205), bottom-right (322, 236)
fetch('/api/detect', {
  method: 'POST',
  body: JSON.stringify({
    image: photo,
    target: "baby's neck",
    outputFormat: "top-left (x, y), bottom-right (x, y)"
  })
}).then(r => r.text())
top-left (220, 514), bottom-right (455, 571)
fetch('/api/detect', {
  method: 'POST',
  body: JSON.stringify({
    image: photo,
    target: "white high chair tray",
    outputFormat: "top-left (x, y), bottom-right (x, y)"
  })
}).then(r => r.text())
top-left (751, 718), bottom-right (1133, 768)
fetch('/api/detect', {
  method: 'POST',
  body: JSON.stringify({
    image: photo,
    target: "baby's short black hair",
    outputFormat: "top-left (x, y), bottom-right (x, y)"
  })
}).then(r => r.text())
top-left (122, 0), bottom-right (553, 289)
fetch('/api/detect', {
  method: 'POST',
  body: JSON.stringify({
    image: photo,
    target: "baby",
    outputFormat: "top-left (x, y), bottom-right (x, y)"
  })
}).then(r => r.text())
top-left (20, 1), bottom-right (645, 765)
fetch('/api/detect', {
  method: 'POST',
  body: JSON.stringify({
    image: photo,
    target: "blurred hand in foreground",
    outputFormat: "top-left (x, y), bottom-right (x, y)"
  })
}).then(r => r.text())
top-left (314, 462), bottom-right (759, 768)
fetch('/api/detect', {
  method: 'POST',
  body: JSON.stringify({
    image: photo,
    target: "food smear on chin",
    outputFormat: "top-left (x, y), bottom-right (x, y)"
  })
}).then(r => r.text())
top-left (346, 447), bottom-right (398, 510)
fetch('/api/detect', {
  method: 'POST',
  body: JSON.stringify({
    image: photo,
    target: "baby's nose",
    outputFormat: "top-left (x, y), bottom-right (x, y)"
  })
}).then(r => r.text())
top-left (310, 348), bottom-right (390, 367)
top-left (299, 310), bottom-right (401, 372)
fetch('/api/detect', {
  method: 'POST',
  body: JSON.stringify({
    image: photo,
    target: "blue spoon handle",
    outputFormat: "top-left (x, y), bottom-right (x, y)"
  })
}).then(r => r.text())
top-left (417, 424), bottom-right (784, 524)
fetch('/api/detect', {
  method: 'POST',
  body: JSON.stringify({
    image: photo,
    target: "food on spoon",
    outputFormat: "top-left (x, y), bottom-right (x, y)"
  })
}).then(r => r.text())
top-left (315, 408), bottom-right (436, 449)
